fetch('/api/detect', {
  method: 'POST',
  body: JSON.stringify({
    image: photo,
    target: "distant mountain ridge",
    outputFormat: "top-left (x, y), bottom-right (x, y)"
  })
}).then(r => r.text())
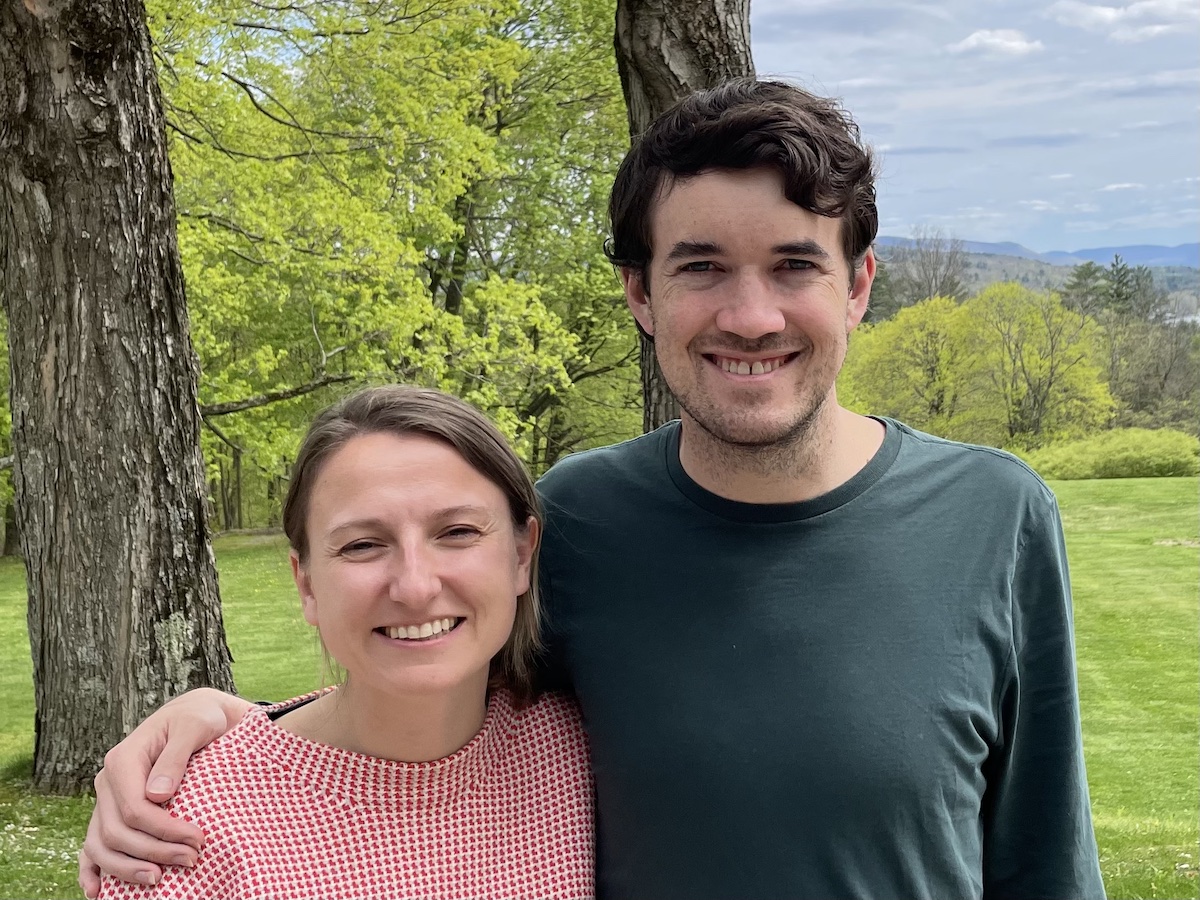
top-left (875, 237), bottom-right (1200, 269)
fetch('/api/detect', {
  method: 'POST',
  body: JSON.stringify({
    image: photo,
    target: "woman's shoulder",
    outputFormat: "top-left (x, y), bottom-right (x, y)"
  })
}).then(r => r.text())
top-left (499, 691), bottom-right (590, 768)
top-left (167, 692), bottom-right (324, 807)
top-left (507, 690), bottom-right (584, 732)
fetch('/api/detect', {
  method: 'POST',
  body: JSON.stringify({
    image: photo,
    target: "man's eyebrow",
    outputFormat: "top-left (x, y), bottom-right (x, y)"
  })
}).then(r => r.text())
top-left (773, 240), bottom-right (831, 259)
top-left (663, 240), bottom-right (723, 263)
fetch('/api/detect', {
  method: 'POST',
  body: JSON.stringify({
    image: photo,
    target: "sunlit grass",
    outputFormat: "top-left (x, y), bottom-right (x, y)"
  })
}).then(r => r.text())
top-left (0, 482), bottom-right (1197, 898)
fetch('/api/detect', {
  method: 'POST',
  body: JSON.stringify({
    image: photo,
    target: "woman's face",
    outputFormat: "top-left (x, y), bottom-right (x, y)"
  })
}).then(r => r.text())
top-left (290, 431), bottom-right (537, 699)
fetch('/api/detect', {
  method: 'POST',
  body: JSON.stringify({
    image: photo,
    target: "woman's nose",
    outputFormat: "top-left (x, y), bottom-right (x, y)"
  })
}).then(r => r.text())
top-left (388, 545), bottom-right (441, 607)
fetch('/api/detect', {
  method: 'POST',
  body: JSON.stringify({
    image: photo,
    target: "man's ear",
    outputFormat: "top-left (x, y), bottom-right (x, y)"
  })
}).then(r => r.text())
top-left (847, 247), bottom-right (876, 331)
top-left (291, 550), bottom-right (319, 627)
top-left (620, 267), bottom-right (655, 337)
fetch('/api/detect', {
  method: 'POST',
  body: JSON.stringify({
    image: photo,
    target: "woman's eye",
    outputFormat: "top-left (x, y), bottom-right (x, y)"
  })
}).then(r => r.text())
top-left (341, 540), bottom-right (379, 554)
top-left (443, 526), bottom-right (481, 539)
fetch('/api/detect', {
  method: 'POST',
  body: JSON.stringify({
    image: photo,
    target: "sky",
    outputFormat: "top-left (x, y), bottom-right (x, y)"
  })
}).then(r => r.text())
top-left (749, 0), bottom-right (1200, 252)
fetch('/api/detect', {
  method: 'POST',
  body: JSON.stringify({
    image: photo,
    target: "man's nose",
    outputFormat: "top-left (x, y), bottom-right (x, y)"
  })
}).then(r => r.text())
top-left (713, 272), bottom-right (787, 339)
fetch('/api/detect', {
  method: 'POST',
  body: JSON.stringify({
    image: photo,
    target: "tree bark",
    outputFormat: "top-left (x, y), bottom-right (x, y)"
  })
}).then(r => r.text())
top-left (2, 499), bottom-right (18, 557)
top-left (0, 0), bottom-right (235, 793)
top-left (613, 0), bottom-right (754, 432)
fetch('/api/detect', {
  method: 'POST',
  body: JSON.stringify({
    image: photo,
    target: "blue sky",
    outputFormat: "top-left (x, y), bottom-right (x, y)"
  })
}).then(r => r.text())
top-left (749, 0), bottom-right (1199, 252)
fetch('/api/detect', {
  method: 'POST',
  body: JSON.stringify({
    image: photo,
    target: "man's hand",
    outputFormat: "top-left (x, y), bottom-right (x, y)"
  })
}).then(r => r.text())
top-left (78, 688), bottom-right (253, 899)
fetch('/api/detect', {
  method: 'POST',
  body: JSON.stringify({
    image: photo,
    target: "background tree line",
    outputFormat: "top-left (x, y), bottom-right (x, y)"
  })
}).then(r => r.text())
top-left (3, 2), bottom-right (1191, 546)
top-left (849, 241), bottom-right (1199, 451)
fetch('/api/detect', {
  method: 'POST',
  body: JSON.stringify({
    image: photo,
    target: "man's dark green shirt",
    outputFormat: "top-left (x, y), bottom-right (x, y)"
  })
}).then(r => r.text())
top-left (536, 419), bottom-right (1105, 900)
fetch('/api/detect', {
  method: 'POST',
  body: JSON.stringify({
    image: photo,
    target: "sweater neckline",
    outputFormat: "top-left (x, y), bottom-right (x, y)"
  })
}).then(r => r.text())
top-left (230, 689), bottom-right (518, 811)
top-left (662, 417), bottom-right (901, 523)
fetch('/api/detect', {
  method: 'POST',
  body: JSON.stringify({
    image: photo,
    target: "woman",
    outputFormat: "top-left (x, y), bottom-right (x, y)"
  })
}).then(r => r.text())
top-left (100, 385), bottom-right (594, 900)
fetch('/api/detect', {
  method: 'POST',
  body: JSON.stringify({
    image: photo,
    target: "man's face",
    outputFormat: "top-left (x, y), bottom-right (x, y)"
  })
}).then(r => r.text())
top-left (622, 167), bottom-right (874, 448)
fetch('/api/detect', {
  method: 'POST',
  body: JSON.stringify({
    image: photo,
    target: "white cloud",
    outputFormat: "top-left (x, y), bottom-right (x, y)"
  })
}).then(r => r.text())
top-left (1020, 200), bottom-right (1059, 211)
top-left (1099, 182), bottom-right (1146, 190)
top-left (1045, 0), bottom-right (1199, 41)
top-left (1050, 173), bottom-right (1075, 179)
top-left (948, 29), bottom-right (1044, 56)
top-left (1113, 23), bottom-right (1182, 40)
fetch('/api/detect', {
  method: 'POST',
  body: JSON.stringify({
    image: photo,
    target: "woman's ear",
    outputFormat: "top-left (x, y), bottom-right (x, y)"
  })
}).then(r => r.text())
top-left (514, 516), bottom-right (540, 596)
top-left (291, 550), bottom-right (319, 627)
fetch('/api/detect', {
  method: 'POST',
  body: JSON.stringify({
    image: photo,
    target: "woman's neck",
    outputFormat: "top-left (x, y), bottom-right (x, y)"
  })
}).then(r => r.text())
top-left (276, 672), bottom-right (491, 762)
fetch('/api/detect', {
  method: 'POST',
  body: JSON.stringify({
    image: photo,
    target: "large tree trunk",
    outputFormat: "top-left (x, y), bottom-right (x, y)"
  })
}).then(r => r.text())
top-left (613, 0), bottom-right (755, 432)
top-left (0, 0), bottom-right (235, 793)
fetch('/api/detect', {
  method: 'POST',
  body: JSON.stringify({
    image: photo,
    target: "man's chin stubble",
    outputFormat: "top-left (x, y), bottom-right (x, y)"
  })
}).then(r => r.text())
top-left (678, 394), bottom-right (829, 477)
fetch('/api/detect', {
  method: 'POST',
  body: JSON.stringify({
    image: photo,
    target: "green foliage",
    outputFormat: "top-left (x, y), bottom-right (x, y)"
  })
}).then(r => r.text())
top-left (845, 285), bottom-right (1114, 449)
top-left (962, 283), bottom-right (1113, 448)
top-left (1060, 261), bottom-right (1107, 316)
top-left (842, 296), bottom-right (975, 438)
top-left (1020, 429), bottom-right (1200, 479)
top-left (138, 0), bottom-right (640, 523)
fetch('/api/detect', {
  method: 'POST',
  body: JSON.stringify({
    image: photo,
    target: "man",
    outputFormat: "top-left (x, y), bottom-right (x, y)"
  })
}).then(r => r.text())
top-left (80, 79), bottom-right (1105, 899)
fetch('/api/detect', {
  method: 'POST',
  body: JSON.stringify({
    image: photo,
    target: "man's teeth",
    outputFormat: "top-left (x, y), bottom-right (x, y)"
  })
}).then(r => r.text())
top-left (384, 618), bottom-right (458, 641)
top-left (717, 356), bottom-right (787, 375)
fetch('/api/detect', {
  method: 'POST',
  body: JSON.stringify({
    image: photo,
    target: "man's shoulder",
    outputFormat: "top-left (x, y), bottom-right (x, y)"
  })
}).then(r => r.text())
top-left (537, 422), bottom-right (675, 502)
top-left (886, 418), bottom-right (1055, 504)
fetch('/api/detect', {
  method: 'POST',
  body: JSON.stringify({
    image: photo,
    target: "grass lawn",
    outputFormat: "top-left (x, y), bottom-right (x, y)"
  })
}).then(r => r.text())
top-left (0, 480), bottom-right (1197, 898)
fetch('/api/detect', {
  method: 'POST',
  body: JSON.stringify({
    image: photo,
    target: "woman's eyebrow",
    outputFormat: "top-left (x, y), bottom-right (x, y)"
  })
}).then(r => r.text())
top-left (431, 505), bottom-right (493, 521)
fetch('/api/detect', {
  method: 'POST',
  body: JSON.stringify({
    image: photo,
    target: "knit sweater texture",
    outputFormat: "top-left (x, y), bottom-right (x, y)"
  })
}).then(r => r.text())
top-left (98, 689), bottom-right (594, 900)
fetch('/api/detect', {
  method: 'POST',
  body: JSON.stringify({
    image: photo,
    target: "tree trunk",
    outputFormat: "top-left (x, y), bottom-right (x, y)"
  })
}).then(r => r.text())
top-left (2, 499), bottom-right (18, 557)
top-left (0, 0), bottom-right (235, 793)
top-left (613, 0), bottom-right (754, 431)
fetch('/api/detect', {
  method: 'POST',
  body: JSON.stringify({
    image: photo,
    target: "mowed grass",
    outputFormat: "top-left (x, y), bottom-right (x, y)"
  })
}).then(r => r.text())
top-left (0, 481), bottom-right (1197, 898)
top-left (1056, 479), bottom-right (1200, 897)
top-left (0, 533), bottom-right (320, 899)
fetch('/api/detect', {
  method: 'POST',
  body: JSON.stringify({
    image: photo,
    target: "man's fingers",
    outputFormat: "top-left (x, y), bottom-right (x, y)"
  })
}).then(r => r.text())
top-left (94, 768), bottom-right (203, 860)
top-left (142, 724), bottom-right (220, 806)
top-left (82, 808), bottom-right (171, 888)
top-left (78, 847), bottom-right (101, 900)
top-left (142, 688), bottom-right (246, 804)
top-left (81, 687), bottom-right (243, 885)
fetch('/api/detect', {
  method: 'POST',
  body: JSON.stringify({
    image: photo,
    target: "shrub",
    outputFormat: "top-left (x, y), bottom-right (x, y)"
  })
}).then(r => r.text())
top-left (1020, 428), bottom-right (1200, 479)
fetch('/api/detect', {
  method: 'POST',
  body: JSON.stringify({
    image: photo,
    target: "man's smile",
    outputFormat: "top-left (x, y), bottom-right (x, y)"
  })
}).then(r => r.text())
top-left (705, 352), bottom-right (799, 377)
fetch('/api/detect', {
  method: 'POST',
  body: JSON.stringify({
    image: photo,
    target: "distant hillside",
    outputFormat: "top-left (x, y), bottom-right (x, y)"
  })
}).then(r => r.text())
top-left (874, 238), bottom-right (1200, 298)
top-left (876, 237), bottom-right (1200, 269)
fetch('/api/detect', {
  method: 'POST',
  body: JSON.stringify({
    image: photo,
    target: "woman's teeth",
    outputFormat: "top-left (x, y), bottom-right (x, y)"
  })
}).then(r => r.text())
top-left (382, 618), bottom-right (459, 641)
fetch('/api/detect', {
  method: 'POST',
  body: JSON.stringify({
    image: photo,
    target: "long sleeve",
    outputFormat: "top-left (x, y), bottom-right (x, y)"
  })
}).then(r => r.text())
top-left (981, 496), bottom-right (1106, 900)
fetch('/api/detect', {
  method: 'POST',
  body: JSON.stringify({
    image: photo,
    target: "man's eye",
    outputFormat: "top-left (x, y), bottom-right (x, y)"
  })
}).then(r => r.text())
top-left (680, 261), bottom-right (714, 272)
top-left (783, 259), bottom-right (815, 270)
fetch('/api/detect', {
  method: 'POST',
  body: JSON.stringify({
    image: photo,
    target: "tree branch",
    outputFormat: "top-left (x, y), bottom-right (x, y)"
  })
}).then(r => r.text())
top-left (201, 374), bottom-right (354, 417)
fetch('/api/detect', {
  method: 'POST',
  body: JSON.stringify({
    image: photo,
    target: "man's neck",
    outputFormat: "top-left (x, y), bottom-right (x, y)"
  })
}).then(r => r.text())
top-left (677, 405), bottom-right (885, 505)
